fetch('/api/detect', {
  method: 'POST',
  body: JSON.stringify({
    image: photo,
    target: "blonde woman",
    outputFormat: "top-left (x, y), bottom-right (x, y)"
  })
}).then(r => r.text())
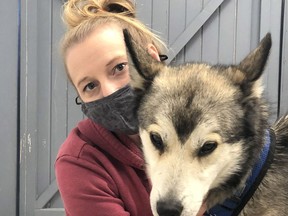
top-left (55, 0), bottom-right (206, 215)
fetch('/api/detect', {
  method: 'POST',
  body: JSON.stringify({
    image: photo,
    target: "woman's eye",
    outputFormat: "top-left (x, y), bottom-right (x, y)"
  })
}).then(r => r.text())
top-left (83, 82), bottom-right (96, 92)
top-left (113, 62), bottom-right (128, 74)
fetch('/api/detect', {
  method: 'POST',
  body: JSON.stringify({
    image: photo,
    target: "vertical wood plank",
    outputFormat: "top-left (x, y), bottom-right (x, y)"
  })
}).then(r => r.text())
top-left (218, 0), bottom-right (236, 64)
top-left (0, 0), bottom-right (18, 215)
top-left (202, 0), bottom-right (220, 64)
top-left (19, 0), bottom-right (38, 215)
top-left (235, 0), bottom-right (253, 62)
top-left (152, 0), bottom-right (169, 44)
top-left (50, 0), bottom-right (70, 182)
top-left (136, 0), bottom-right (152, 28)
top-left (36, 0), bottom-right (52, 198)
top-left (279, 1), bottom-right (288, 116)
top-left (260, 0), bottom-right (282, 119)
top-left (169, 0), bottom-right (186, 64)
top-left (185, 0), bottom-right (204, 62)
top-left (250, 0), bottom-right (261, 49)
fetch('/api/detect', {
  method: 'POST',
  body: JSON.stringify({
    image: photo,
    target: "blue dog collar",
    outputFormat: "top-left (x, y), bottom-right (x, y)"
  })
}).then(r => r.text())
top-left (204, 129), bottom-right (275, 216)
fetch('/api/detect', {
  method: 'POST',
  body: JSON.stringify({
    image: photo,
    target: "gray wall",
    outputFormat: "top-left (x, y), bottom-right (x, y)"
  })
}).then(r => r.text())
top-left (0, 0), bottom-right (19, 215)
top-left (1, 0), bottom-right (288, 215)
top-left (280, 0), bottom-right (288, 117)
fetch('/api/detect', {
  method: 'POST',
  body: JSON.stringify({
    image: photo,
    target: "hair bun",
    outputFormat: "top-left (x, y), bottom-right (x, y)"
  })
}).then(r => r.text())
top-left (103, 0), bottom-right (135, 17)
top-left (62, 0), bottom-right (136, 29)
top-left (106, 4), bottom-right (135, 17)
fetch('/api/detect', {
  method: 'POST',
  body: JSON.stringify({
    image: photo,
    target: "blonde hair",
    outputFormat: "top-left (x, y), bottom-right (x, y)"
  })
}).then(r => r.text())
top-left (61, 0), bottom-right (166, 69)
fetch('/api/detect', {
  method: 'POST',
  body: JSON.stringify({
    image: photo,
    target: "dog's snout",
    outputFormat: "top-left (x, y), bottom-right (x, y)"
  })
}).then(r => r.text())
top-left (156, 199), bottom-right (183, 216)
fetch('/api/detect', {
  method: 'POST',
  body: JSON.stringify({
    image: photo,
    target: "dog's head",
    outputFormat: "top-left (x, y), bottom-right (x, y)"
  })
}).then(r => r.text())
top-left (124, 30), bottom-right (271, 216)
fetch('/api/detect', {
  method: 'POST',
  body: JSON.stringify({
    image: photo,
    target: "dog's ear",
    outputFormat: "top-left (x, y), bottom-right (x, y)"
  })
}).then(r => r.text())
top-left (237, 33), bottom-right (271, 82)
top-left (123, 29), bottom-right (165, 93)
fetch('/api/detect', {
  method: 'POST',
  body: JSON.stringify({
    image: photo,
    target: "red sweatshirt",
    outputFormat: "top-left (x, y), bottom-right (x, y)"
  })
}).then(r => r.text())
top-left (55, 118), bottom-right (153, 216)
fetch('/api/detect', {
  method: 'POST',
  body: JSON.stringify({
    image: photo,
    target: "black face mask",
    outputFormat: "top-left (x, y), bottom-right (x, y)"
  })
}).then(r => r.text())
top-left (77, 85), bottom-right (139, 135)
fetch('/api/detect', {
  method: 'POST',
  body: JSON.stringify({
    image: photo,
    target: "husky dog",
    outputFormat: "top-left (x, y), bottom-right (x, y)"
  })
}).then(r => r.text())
top-left (123, 30), bottom-right (288, 216)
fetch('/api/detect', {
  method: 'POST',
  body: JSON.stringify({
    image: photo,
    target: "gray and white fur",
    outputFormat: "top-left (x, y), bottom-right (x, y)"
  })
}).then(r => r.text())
top-left (123, 30), bottom-right (288, 216)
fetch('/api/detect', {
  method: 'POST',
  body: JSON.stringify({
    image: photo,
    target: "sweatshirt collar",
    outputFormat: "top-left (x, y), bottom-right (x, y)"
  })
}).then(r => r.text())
top-left (78, 119), bottom-right (146, 170)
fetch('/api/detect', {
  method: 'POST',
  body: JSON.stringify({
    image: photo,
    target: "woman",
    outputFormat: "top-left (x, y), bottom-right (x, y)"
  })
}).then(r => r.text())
top-left (55, 0), bottom-right (206, 215)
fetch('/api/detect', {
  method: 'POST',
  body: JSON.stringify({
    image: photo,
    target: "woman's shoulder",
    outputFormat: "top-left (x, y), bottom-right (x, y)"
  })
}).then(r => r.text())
top-left (55, 118), bottom-right (113, 163)
top-left (56, 118), bottom-right (97, 159)
top-left (56, 124), bottom-right (87, 160)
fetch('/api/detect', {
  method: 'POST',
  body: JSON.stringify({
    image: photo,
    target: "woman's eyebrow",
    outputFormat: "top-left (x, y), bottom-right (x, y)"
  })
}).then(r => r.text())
top-left (106, 55), bottom-right (127, 67)
top-left (77, 76), bottom-right (90, 88)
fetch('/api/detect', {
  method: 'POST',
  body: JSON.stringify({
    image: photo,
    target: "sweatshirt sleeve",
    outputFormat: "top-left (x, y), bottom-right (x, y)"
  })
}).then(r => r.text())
top-left (55, 154), bottom-right (130, 216)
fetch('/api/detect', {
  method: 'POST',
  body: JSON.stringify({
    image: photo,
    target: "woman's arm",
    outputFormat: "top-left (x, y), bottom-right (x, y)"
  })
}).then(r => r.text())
top-left (55, 155), bottom-right (130, 216)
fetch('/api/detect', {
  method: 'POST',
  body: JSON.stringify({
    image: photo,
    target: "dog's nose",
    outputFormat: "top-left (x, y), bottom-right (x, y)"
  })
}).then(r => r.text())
top-left (156, 199), bottom-right (183, 216)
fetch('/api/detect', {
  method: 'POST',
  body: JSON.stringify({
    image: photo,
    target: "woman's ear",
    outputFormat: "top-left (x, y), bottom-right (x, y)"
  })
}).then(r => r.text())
top-left (147, 44), bottom-right (161, 61)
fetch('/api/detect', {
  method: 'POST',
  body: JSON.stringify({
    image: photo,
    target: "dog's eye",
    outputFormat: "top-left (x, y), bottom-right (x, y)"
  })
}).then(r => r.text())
top-left (198, 141), bottom-right (217, 157)
top-left (150, 132), bottom-right (165, 153)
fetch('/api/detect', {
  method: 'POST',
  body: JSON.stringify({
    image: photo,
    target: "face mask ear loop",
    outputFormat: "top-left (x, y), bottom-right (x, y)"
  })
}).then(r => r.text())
top-left (75, 96), bottom-right (82, 105)
top-left (159, 54), bottom-right (168, 62)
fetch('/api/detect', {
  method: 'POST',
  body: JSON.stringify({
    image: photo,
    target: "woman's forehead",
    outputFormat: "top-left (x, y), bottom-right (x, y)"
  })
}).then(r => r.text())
top-left (65, 24), bottom-right (127, 83)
